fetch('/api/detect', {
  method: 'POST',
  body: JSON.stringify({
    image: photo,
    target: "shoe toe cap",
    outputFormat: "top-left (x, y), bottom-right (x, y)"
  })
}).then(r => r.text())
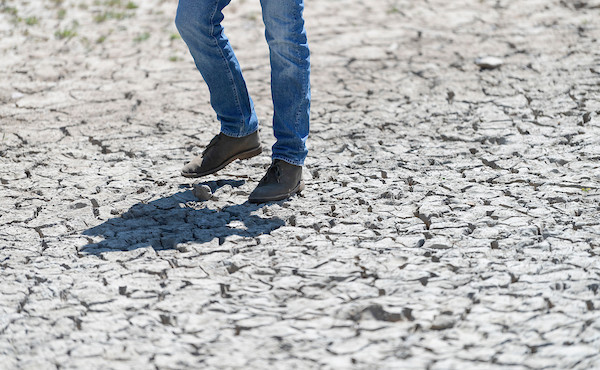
top-left (181, 157), bottom-right (204, 175)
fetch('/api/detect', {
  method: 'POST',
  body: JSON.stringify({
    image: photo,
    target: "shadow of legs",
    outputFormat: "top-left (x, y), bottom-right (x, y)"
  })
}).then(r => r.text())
top-left (81, 184), bottom-right (284, 254)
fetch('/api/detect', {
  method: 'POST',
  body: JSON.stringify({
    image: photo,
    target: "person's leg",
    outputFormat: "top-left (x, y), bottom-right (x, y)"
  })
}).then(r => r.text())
top-left (175, 0), bottom-right (258, 137)
top-left (249, 0), bottom-right (310, 202)
top-left (175, 0), bottom-right (261, 177)
top-left (260, 0), bottom-right (310, 166)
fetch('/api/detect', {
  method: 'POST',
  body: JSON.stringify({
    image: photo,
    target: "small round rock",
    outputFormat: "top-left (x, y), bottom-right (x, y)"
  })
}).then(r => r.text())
top-left (193, 184), bottom-right (213, 201)
top-left (475, 56), bottom-right (503, 70)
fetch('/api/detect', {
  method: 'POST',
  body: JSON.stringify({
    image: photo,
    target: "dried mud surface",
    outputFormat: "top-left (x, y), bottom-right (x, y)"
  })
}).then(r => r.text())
top-left (1, 0), bottom-right (600, 368)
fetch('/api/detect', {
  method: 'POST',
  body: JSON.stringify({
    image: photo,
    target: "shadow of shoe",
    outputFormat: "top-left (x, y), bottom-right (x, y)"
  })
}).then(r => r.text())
top-left (80, 181), bottom-right (284, 254)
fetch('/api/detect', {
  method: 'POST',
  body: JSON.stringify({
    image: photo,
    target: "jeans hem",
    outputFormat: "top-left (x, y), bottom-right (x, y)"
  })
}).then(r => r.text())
top-left (272, 154), bottom-right (304, 167)
top-left (220, 127), bottom-right (258, 138)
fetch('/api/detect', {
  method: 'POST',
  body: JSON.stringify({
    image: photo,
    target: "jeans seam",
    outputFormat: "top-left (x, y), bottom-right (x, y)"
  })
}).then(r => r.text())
top-left (210, 0), bottom-right (246, 133)
top-left (293, 5), bottom-right (308, 157)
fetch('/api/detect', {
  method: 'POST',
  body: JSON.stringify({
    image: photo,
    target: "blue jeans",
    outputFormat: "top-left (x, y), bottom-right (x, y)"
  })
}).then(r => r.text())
top-left (175, 0), bottom-right (310, 166)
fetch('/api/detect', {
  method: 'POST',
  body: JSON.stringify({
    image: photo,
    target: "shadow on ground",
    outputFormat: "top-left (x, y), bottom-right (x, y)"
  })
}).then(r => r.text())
top-left (81, 180), bottom-right (284, 254)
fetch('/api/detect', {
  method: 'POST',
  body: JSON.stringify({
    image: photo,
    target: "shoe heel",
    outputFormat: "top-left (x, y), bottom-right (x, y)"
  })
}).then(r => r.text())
top-left (296, 180), bottom-right (305, 193)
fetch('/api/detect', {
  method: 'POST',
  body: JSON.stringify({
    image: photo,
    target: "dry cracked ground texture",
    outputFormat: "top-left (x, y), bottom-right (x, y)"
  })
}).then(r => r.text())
top-left (1, 0), bottom-right (600, 368)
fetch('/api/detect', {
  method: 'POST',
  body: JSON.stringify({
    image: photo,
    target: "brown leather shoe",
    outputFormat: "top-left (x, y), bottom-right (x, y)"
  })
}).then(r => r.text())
top-left (181, 131), bottom-right (262, 178)
top-left (249, 160), bottom-right (305, 203)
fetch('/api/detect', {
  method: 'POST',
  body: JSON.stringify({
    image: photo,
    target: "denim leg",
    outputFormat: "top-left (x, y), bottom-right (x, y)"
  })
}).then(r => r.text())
top-left (175, 0), bottom-right (259, 137)
top-left (260, 0), bottom-right (310, 166)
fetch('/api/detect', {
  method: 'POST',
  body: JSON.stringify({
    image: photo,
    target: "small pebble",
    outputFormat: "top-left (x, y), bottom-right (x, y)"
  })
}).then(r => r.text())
top-left (475, 56), bottom-right (503, 70)
top-left (193, 184), bottom-right (213, 201)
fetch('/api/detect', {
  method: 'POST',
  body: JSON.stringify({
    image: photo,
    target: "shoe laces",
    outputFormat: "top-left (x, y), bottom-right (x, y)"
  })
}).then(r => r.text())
top-left (202, 134), bottom-right (222, 156)
top-left (260, 161), bottom-right (282, 185)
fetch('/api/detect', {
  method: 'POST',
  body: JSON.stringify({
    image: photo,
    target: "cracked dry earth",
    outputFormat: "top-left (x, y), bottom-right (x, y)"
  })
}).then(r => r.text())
top-left (1, 0), bottom-right (600, 368)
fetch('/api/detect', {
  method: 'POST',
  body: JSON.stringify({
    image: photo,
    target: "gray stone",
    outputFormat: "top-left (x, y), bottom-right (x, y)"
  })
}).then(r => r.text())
top-left (475, 56), bottom-right (504, 70)
top-left (192, 184), bottom-right (213, 201)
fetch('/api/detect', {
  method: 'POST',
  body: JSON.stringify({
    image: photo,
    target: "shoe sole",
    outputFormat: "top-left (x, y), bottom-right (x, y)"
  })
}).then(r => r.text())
top-left (181, 146), bottom-right (262, 178)
top-left (248, 180), bottom-right (305, 204)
